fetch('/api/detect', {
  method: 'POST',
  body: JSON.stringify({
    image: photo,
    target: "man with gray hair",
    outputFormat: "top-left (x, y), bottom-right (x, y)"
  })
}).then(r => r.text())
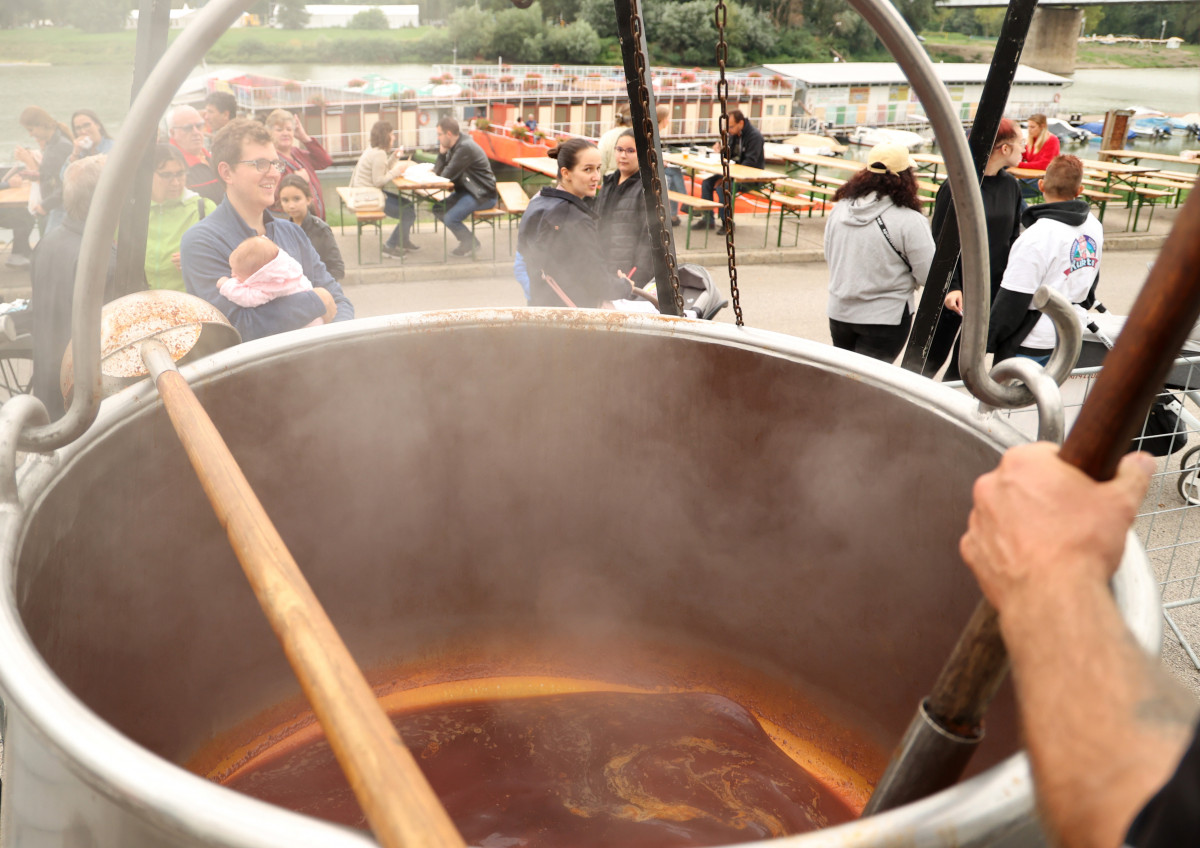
top-left (169, 105), bottom-right (223, 203)
top-left (30, 155), bottom-right (118, 420)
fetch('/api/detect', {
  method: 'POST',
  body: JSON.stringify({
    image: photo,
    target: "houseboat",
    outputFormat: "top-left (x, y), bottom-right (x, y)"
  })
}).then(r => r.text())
top-left (747, 62), bottom-right (1071, 133)
top-left (188, 61), bottom-right (1072, 166)
top-left (193, 64), bottom-right (809, 166)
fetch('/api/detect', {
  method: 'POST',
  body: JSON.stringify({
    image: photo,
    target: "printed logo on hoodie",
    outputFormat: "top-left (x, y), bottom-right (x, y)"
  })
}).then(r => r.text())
top-left (1068, 235), bottom-right (1099, 275)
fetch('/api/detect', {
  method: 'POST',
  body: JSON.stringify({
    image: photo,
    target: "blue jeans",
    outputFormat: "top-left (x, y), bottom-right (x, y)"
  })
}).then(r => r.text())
top-left (665, 165), bottom-right (685, 217)
top-left (383, 193), bottom-right (416, 248)
top-left (700, 175), bottom-right (729, 223)
top-left (1018, 352), bottom-right (1051, 366)
top-left (432, 191), bottom-right (496, 245)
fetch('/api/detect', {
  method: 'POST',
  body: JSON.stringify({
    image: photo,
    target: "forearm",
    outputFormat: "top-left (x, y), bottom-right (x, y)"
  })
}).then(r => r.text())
top-left (1002, 580), bottom-right (1198, 848)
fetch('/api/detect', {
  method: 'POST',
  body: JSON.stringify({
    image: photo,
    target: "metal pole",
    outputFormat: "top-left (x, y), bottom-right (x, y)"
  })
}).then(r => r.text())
top-left (613, 0), bottom-right (683, 316)
top-left (899, 0), bottom-right (1039, 376)
top-left (113, 0), bottom-right (172, 298)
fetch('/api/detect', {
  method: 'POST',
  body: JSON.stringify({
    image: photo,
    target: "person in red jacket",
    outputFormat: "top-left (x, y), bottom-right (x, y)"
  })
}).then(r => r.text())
top-left (1017, 113), bottom-right (1061, 199)
top-left (265, 109), bottom-right (333, 220)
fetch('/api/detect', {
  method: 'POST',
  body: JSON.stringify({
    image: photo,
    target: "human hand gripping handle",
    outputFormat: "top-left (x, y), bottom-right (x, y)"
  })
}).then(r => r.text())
top-left (863, 184), bottom-right (1200, 816)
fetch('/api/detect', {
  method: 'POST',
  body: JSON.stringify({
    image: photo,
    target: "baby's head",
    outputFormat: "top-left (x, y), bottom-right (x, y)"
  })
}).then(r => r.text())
top-left (229, 236), bottom-right (279, 281)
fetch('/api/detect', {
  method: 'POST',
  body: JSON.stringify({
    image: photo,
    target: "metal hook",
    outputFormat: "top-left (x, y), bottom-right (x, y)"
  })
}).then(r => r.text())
top-left (1034, 286), bottom-right (1084, 387)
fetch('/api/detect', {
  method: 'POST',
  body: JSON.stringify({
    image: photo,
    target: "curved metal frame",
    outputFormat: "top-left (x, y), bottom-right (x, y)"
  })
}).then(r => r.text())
top-left (10, 0), bottom-right (1078, 450)
top-left (15, 0), bottom-right (250, 452)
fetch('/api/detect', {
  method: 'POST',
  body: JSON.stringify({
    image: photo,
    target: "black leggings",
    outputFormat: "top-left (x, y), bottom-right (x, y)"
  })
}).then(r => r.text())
top-left (828, 306), bottom-right (912, 363)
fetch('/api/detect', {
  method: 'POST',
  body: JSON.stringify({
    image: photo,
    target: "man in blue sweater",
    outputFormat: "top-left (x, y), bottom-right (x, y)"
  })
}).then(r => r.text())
top-left (181, 119), bottom-right (353, 341)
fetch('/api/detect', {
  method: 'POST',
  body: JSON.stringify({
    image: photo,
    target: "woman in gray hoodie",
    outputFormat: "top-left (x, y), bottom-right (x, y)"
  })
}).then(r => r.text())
top-left (823, 143), bottom-right (935, 362)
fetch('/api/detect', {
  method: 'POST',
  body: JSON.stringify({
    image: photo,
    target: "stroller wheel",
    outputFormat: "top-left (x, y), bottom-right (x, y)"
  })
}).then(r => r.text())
top-left (1177, 445), bottom-right (1200, 505)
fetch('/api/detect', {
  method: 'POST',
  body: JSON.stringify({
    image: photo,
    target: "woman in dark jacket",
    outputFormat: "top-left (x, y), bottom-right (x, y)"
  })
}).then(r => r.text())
top-left (921, 118), bottom-right (1025, 380)
top-left (15, 106), bottom-right (75, 234)
top-left (595, 129), bottom-right (654, 289)
top-left (518, 138), bottom-right (634, 308)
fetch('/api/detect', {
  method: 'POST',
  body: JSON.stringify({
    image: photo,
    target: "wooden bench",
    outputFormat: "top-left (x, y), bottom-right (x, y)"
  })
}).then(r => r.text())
top-left (667, 191), bottom-right (724, 249)
top-left (1127, 186), bottom-right (1173, 231)
top-left (335, 186), bottom-right (387, 265)
top-left (471, 181), bottom-right (531, 257)
top-left (764, 192), bottom-right (820, 246)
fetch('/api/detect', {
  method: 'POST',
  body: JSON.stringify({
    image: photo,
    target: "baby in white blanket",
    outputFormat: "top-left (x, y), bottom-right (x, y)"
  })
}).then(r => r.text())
top-left (219, 236), bottom-right (331, 327)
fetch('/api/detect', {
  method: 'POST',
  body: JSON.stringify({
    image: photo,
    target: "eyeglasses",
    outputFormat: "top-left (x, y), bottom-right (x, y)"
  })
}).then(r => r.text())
top-left (237, 158), bottom-right (287, 174)
top-left (172, 122), bottom-right (206, 133)
top-left (615, 146), bottom-right (638, 155)
top-left (155, 170), bottom-right (187, 181)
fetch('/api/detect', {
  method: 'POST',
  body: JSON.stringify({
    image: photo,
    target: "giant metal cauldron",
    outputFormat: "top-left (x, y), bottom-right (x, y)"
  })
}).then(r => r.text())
top-left (0, 310), bottom-right (1162, 846)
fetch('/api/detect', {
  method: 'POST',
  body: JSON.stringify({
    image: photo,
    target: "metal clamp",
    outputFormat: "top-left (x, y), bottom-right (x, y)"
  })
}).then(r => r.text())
top-left (844, 0), bottom-right (1081, 413)
top-left (12, 0), bottom-right (250, 454)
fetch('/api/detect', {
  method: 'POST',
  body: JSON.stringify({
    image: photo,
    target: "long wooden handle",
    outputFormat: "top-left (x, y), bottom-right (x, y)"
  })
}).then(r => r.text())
top-left (155, 368), bottom-right (467, 848)
top-left (868, 186), bottom-right (1200, 815)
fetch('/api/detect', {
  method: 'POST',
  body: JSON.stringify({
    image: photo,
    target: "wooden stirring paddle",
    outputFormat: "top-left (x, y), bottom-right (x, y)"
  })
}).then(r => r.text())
top-left (865, 184), bottom-right (1200, 815)
top-left (138, 338), bottom-right (466, 848)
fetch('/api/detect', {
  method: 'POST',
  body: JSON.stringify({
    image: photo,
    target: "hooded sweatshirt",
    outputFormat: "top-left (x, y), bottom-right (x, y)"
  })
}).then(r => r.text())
top-left (989, 198), bottom-right (1102, 358)
top-left (824, 192), bottom-right (935, 325)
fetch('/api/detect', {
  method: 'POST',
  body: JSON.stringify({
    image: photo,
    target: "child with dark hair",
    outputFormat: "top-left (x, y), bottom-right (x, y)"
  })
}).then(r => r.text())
top-left (276, 173), bottom-right (344, 281)
top-left (989, 154), bottom-right (1101, 364)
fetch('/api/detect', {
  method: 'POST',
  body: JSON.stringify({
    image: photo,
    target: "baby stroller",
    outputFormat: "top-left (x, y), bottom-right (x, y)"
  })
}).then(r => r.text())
top-left (1081, 302), bottom-right (1200, 502)
top-left (614, 264), bottom-right (729, 321)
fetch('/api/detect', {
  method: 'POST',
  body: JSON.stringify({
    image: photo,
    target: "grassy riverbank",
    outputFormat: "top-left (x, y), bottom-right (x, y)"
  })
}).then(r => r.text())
top-left (921, 31), bottom-right (1200, 69)
top-left (0, 25), bottom-right (434, 65)
top-left (2, 24), bottom-right (1195, 69)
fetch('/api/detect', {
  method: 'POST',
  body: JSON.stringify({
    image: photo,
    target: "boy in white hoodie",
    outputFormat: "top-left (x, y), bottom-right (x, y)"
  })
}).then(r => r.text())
top-left (988, 154), bottom-right (1103, 363)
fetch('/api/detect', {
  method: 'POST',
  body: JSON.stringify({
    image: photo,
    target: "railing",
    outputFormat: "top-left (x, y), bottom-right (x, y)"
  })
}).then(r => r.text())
top-left (952, 354), bottom-right (1200, 671)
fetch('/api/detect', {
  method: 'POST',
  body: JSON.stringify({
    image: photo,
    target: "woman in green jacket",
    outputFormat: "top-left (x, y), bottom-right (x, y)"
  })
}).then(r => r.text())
top-left (146, 144), bottom-right (216, 291)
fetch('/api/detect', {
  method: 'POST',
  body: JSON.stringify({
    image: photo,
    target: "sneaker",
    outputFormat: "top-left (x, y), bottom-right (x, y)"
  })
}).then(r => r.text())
top-left (670, 217), bottom-right (681, 227)
top-left (402, 240), bottom-right (421, 252)
top-left (5, 254), bottom-right (30, 269)
top-left (715, 220), bottom-right (733, 236)
top-left (690, 217), bottom-right (713, 231)
top-left (451, 237), bottom-right (482, 257)
top-left (382, 244), bottom-right (404, 258)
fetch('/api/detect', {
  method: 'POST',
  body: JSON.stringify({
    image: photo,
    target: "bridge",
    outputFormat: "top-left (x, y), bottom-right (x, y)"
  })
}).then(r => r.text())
top-left (935, 0), bottom-right (1190, 74)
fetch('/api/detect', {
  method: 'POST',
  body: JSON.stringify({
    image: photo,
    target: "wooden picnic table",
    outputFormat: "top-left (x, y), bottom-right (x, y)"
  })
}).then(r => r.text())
top-left (770, 151), bottom-right (864, 182)
top-left (661, 152), bottom-right (782, 184)
top-left (513, 156), bottom-right (558, 184)
top-left (1007, 166), bottom-right (1045, 180)
top-left (1099, 149), bottom-right (1200, 169)
top-left (0, 185), bottom-right (31, 207)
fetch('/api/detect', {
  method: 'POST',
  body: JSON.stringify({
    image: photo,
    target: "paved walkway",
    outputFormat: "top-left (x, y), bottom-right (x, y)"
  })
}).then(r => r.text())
top-left (0, 199), bottom-right (1183, 297)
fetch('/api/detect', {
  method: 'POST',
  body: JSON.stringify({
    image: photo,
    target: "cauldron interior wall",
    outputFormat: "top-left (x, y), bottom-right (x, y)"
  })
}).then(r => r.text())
top-left (16, 321), bottom-right (1018, 778)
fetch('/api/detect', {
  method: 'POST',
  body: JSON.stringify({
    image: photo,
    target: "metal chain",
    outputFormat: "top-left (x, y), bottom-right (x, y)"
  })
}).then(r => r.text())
top-left (628, 0), bottom-right (685, 315)
top-left (714, 0), bottom-right (743, 326)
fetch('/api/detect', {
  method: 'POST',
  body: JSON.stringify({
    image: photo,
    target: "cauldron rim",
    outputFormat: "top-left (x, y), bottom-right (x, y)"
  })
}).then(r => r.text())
top-left (0, 308), bottom-right (1163, 848)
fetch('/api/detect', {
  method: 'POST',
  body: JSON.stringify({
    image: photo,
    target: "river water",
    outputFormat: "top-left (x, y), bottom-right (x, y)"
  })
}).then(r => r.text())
top-left (2, 61), bottom-right (1197, 161)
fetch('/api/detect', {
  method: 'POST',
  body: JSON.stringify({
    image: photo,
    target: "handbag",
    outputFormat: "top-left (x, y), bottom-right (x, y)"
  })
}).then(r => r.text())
top-left (1130, 391), bottom-right (1188, 457)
